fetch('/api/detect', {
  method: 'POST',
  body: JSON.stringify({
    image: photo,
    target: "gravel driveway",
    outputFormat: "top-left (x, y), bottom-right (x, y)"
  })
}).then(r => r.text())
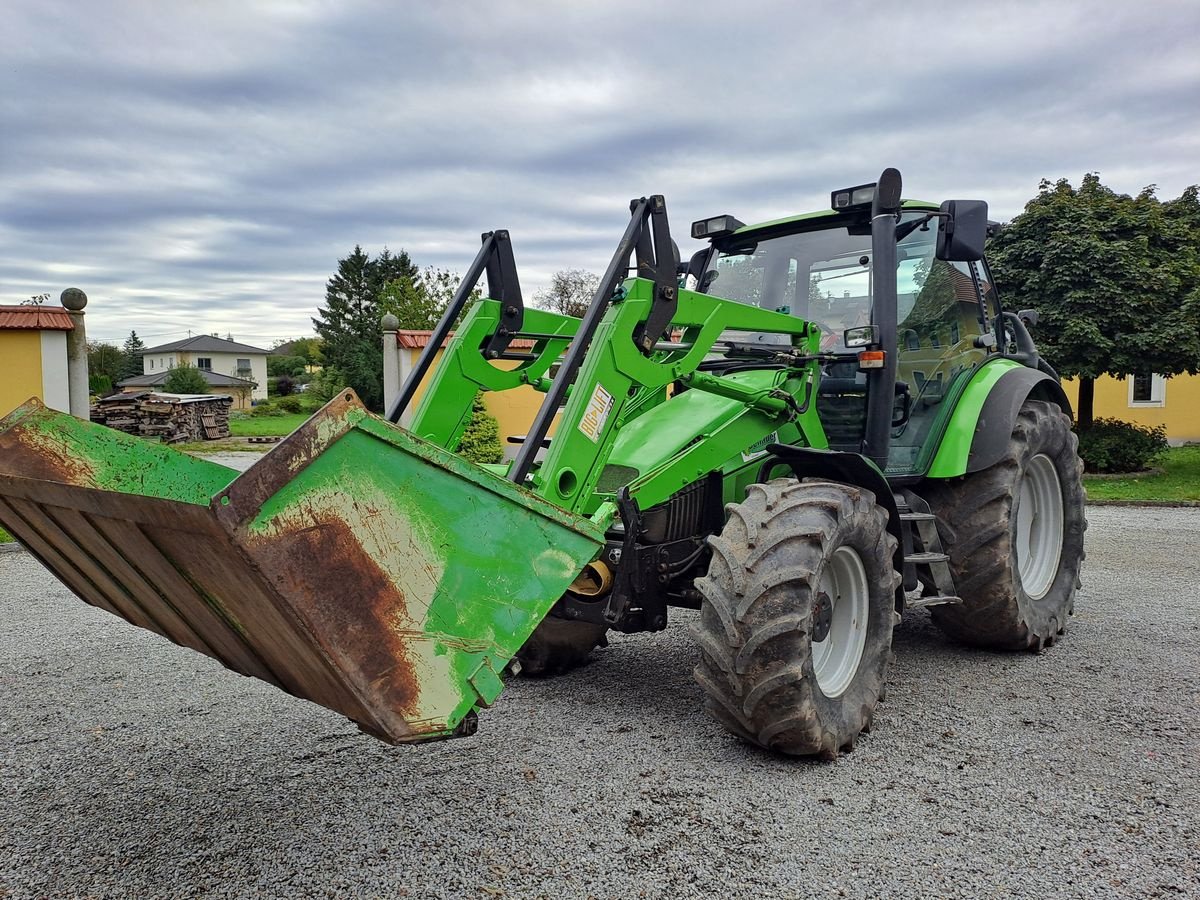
top-left (1, 505), bottom-right (1197, 899)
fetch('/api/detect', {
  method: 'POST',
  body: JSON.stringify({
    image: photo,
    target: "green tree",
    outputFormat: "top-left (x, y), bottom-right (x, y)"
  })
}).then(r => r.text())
top-left (379, 274), bottom-right (444, 330)
top-left (313, 246), bottom-right (421, 411)
top-left (267, 355), bottom-right (308, 378)
top-left (87, 341), bottom-right (124, 386)
top-left (369, 248), bottom-right (420, 300)
top-left (988, 175), bottom-right (1200, 426)
top-left (289, 336), bottom-right (324, 367)
top-left (379, 267), bottom-right (477, 330)
top-left (534, 269), bottom-right (600, 318)
top-left (162, 364), bottom-right (209, 394)
top-left (457, 394), bottom-right (503, 464)
top-left (119, 331), bottom-right (146, 380)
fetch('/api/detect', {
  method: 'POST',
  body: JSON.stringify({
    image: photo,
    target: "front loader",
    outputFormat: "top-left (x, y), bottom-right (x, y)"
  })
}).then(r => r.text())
top-left (0, 168), bottom-right (1085, 757)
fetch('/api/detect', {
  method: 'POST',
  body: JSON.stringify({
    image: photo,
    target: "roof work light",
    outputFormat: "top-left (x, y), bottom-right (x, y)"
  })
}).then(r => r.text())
top-left (831, 183), bottom-right (877, 212)
top-left (691, 215), bottom-right (745, 240)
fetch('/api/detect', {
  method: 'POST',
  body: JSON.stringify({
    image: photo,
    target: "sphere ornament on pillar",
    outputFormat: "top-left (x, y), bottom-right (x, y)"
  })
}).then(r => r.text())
top-left (381, 313), bottom-right (399, 331)
top-left (60, 288), bottom-right (88, 311)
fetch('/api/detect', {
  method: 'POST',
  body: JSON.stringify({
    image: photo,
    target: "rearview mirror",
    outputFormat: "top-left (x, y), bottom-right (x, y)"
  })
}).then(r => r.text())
top-left (935, 200), bottom-right (988, 262)
top-left (843, 325), bottom-right (879, 348)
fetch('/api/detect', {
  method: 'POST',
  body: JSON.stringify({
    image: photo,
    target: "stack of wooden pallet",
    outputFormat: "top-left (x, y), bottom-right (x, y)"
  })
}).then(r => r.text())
top-left (90, 393), bottom-right (233, 443)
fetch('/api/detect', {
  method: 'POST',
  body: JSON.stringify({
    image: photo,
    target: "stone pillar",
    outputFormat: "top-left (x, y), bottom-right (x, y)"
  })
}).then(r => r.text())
top-left (381, 314), bottom-right (402, 423)
top-left (60, 288), bottom-right (89, 418)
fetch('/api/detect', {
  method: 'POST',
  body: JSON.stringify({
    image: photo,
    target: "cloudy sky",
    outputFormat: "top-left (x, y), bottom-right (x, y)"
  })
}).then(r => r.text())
top-left (4, 1), bottom-right (1198, 349)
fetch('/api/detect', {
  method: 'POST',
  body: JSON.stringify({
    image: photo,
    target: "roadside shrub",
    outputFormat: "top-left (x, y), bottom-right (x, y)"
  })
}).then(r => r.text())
top-left (275, 393), bottom-right (320, 414)
top-left (1076, 418), bottom-right (1168, 473)
top-left (457, 394), bottom-right (503, 464)
top-left (251, 398), bottom-right (282, 416)
top-left (252, 394), bottom-right (321, 416)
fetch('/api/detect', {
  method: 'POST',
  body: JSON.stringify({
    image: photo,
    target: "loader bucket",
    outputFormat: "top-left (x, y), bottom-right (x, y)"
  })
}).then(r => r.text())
top-left (0, 392), bottom-right (604, 743)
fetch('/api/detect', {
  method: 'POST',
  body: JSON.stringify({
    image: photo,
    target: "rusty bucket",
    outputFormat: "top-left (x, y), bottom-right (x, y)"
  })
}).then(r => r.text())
top-left (0, 392), bottom-right (603, 743)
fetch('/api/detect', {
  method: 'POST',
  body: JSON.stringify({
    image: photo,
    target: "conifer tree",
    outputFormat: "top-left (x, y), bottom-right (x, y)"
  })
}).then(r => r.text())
top-left (120, 330), bottom-right (146, 380)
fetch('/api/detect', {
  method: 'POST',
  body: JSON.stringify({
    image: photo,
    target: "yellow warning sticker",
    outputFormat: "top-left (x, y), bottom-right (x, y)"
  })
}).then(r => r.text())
top-left (578, 383), bottom-right (615, 443)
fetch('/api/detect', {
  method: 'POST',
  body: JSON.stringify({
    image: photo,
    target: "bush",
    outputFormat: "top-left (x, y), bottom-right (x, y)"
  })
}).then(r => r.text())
top-left (277, 393), bottom-right (319, 414)
top-left (457, 395), bottom-right (503, 464)
top-left (89, 374), bottom-right (112, 395)
top-left (253, 394), bottom-right (321, 416)
top-left (305, 368), bottom-right (344, 403)
top-left (1076, 418), bottom-right (1169, 473)
top-left (162, 364), bottom-right (209, 394)
top-left (275, 375), bottom-right (295, 397)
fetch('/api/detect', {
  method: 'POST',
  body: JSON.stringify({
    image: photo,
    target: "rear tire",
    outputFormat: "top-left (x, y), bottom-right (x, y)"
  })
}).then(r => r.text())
top-left (515, 617), bottom-right (608, 677)
top-left (692, 480), bottom-right (899, 758)
top-left (922, 399), bottom-right (1086, 650)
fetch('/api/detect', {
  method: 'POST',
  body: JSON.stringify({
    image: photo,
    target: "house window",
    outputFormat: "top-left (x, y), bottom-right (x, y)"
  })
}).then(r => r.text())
top-left (1129, 372), bottom-right (1166, 407)
top-left (236, 358), bottom-right (252, 375)
top-left (149, 359), bottom-right (154, 370)
top-left (197, 358), bottom-right (212, 371)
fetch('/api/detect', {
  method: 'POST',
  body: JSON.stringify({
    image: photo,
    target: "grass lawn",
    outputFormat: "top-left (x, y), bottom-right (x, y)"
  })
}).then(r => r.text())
top-left (1084, 446), bottom-right (1200, 502)
top-left (0, 526), bottom-right (11, 543)
top-left (229, 413), bottom-right (310, 437)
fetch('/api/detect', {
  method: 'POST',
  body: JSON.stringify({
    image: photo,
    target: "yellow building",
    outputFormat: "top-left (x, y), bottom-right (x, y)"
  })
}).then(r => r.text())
top-left (0, 305), bottom-right (74, 416)
top-left (1062, 373), bottom-right (1200, 444)
top-left (387, 330), bottom-right (547, 457)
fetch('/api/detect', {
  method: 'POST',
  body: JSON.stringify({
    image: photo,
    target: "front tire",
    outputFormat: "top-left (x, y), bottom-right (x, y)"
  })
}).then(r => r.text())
top-left (922, 399), bottom-right (1086, 650)
top-left (692, 480), bottom-right (899, 758)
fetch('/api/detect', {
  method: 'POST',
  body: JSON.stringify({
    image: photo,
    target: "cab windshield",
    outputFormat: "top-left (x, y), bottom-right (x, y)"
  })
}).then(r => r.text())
top-left (704, 212), bottom-right (944, 351)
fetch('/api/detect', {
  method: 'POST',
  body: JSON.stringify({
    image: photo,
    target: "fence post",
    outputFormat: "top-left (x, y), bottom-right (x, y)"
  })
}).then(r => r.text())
top-left (60, 288), bottom-right (89, 418)
top-left (381, 313), bottom-right (402, 423)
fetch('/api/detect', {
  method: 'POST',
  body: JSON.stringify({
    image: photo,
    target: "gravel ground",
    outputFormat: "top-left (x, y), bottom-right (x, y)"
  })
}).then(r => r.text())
top-left (1, 505), bottom-right (1198, 899)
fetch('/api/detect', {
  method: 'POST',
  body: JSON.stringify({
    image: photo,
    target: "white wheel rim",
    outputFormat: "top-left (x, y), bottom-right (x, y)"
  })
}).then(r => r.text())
top-left (812, 546), bottom-right (870, 698)
top-left (1015, 454), bottom-right (1064, 600)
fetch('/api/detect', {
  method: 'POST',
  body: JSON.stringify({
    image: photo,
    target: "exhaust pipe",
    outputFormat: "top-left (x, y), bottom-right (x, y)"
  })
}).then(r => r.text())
top-left (569, 560), bottom-right (613, 597)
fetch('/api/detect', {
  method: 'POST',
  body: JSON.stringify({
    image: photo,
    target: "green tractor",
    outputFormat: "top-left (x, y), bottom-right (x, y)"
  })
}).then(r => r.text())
top-left (0, 168), bottom-right (1084, 758)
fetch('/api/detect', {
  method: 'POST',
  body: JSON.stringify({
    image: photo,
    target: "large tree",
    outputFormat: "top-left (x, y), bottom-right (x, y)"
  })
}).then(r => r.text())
top-left (312, 246), bottom-right (420, 411)
top-left (534, 269), bottom-right (600, 318)
top-left (87, 341), bottom-right (124, 384)
top-left (378, 266), bottom-right (474, 330)
top-left (988, 175), bottom-right (1200, 426)
top-left (119, 330), bottom-right (146, 380)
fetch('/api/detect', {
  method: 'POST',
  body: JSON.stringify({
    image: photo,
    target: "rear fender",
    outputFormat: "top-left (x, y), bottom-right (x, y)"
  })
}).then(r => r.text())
top-left (927, 362), bottom-right (1072, 478)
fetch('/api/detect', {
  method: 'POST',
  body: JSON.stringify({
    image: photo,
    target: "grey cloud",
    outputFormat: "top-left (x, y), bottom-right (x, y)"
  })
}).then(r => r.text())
top-left (3, 0), bottom-right (1198, 345)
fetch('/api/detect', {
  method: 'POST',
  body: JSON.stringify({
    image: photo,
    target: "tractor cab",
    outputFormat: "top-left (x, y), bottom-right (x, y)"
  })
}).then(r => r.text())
top-left (694, 178), bottom-right (995, 478)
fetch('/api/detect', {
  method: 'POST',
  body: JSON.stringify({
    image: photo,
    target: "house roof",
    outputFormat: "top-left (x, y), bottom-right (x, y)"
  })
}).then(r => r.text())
top-left (0, 305), bottom-right (75, 331)
top-left (141, 334), bottom-right (268, 355)
top-left (117, 370), bottom-right (257, 389)
top-left (393, 329), bottom-right (535, 350)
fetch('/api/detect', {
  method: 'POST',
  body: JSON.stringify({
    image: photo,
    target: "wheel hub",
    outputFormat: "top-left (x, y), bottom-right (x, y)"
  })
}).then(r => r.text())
top-left (812, 591), bottom-right (833, 642)
top-left (811, 546), bottom-right (871, 698)
top-left (1015, 453), bottom-right (1065, 600)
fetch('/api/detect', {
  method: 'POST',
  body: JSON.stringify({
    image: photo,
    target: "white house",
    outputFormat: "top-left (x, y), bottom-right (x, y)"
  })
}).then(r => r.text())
top-left (118, 334), bottom-right (270, 408)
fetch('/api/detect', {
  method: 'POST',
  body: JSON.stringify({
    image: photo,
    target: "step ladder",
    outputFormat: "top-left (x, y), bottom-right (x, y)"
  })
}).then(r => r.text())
top-left (895, 492), bottom-right (962, 610)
